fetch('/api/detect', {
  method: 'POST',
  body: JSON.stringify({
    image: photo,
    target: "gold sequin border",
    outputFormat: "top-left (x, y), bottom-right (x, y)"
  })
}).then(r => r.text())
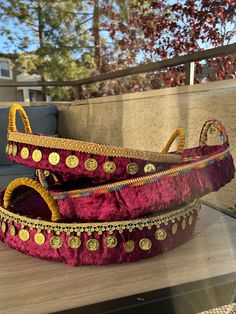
top-left (0, 200), bottom-right (200, 235)
top-left (8, 132), bottom-right (183, 163)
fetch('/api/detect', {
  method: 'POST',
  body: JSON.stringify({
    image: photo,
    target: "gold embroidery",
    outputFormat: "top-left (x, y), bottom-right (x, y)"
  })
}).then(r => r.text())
top-left (124, 240), bottom-right (135, 253)
top-left (12, 145), bottom-right (17, 157)
top-left (103, 161), bottom-right (116, 173)
top-left (50, 236), bottom-right (62, 249)
top-left (84, 158), bottom-right (98, 171)
top-left (19, 229), bottom-right (30, 242)
top-left (32, 149), bottom-right (43, 162)
top-left (144, 163), bottom-right (156, 173)
top-left (105, 236), bottom-right (117, 248)
top-left (0, 200), bottom-right (200, 235)
top-left (87, 239), bottom-right (99, 251)
top-left (126, 162), bottom-right (139, 175)
top-left (172, 223), bottom-right (178, 235)
top-left (8, 132), bottom-right (183, 163)
top-left (66, 155), bottom-right (79, 169)
top-left (21, 147), bottom-right (29, 160)
top-left (10, 225), bottom-right (16, 236)
top-left (188, 215), bottom-right (193, 226)
top-left (48, 152), bottom-right (60, 165)
top-left (155, 228), bottom-right (167, 241)
top-left (34, 232), bottom-right (46, 245)
top-left (68, 236), bottom-right (81, 249)
top-left (139, 238), bottom-right (152, 251)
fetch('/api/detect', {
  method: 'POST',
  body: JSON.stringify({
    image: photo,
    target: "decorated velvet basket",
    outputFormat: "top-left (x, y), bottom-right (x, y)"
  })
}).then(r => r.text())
top-left (0, 104), bottom-right (234, 266)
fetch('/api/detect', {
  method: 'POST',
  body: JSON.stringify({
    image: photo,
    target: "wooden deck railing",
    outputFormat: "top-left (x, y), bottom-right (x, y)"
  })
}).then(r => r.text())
top-left (0, 43), bottom-right (236, 99)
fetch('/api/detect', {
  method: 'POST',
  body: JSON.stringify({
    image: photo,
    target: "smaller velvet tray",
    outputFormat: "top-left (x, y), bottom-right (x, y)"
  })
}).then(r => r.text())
top-left (0, 198), bottom-right (200, 266)
top-left (7, 104), bottom-right (185, 184)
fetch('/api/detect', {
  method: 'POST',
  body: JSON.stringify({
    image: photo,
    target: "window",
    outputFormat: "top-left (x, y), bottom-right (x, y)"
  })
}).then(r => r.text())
top-left (0, 60), bottom-right (11, 78)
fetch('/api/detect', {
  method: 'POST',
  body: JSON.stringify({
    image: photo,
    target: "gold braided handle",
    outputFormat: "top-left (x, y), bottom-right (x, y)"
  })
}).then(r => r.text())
top-left (8, 103), bottom-right (32, 133)
top-left (199, 119), bottom-right (228, 147)
top-left (162, 128), bottom-right (185, 154)
top-left (3, 178), bottom-right (61, 222)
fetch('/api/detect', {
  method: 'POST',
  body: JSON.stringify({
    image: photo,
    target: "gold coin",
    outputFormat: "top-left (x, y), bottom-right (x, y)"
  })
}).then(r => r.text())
top-left (5, 144), bottom-right (9, 154)
top-left (182, 219), bottom-right (186, 230)
top-left (68, 236), bottom-right (81, 249)
top-left (1, 222), bottom-right (6, 233)
top-left (19, 229), bottom-right (30, 242)
top-left (172, 223), bottom-right (178, 235)
top-left (155, 228), bottom-right (167, 241)
top-left (84, 158), bottom-right (98, 171)
top-left (66, 155), bottom-right (79, 169)
top-left (21, 147), bottom-right (29, 160)
top-left (34, 232), bottom-right (45, 245)
top-left (8, 144), bottom-right (13, 155)
top-left (139, 238), bottom-right (152, 251)
top-left (126, 162), bottom-right (139, 175)
top-left (86, 239), bottom-right (99, 251)
top-left (124, 240), bottom-right (135, 253)
top-left (103, 161), bottom-right (116, 173)
top-left (48, 152), bottom-right (60, 166)
top-left (144, 163), bottom-right (156, 173)
top-left (12, 145), bottom-right (18, 157)
top-left (32, 149), bottom-right (43, 162)
top-left (10, 225), bottom-right (16, 236)
top-left (50, 236), bottom-right (63, 249)
top-left (105, 235), bottom-right (117, 248)
top-left (44, 170), bottom-right (50, 177)
top-left (188, 215), bottom-right (193, 226)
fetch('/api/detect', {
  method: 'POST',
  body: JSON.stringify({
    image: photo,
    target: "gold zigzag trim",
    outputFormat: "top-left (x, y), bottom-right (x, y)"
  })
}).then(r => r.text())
top-left (0, 199), bottom-right (201, 235)
top-left (8, 131), bottom-right (183, 163)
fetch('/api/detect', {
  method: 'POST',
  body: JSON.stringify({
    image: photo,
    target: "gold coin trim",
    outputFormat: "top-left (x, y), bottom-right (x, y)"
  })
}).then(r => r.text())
top-left (124, 240), bottom-right (135, 253)
top-left (19, 229), bottom-right (30, 242)
top-left (86, 239), bottom-right (99, 251)
top-left (66, 155), bottom-right (79, 169)
top-left (8, 144), bottom-right (13, 155)
top-left (10, 225), bottom-right (16, 236)
top-left (21, 147), bottom-right (29, 160)
top-left (34, 232), bottom-right (46, 245)
top-left (1, 222), bottom-right (6, 233)
top-left (155, 228), bottom-right (167, 241)
top-left (103, 161), bottom-right (116, 174)
top-left (84, 158), bottom-right (98, 171)
top-left (139, 238), bottom-right (152, 251)
top-left (126, 162), bottom-right (139, 175)
top-left (182, 219), bottom-right (186, 230)
top-left (144, 163), bottom-right (156, 173)
top-left (172, 223), bottom-right (178, 235)
top-left (105, 235), bottom-right (117, 248)
top-left (32, 149), bottom-right (43, 162)
top-left (68, 236), bottom-right (81, 249)
top-left (50, 236), bottom-right (63, 249)
top-left (48, 152), bottom-right (60, 166)
top-left (188, 215), bottom-right (193, 226)
top-left (12, 145), bottom-right (18, 157)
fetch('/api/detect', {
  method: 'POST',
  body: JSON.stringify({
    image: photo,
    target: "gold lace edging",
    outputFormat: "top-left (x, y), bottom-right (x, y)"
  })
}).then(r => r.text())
top-left (0, 199), bottom-right (200, 235)
top-left (8, 131), bottom-right (183, 163)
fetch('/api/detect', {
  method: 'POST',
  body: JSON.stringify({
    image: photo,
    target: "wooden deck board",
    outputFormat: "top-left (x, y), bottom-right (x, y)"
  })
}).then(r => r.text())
top-left (0, 205), bottom-right (235, 314)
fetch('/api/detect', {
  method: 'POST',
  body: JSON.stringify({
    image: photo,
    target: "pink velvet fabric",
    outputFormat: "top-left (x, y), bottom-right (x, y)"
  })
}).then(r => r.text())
top-left (51, 144), bottom-right (234, 221)
top-left (0, 206), bottom-right (198, 266)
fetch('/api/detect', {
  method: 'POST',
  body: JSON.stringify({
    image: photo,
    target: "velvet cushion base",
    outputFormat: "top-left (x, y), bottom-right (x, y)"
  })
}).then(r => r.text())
top-left (0, 198), bottom-right (200, 266)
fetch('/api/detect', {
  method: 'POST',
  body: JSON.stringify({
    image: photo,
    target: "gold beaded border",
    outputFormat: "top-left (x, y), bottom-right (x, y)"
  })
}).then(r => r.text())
top-left (0, 200), bottom-right (200, 235)
top-left (8, 132), bottom-right (183, 163)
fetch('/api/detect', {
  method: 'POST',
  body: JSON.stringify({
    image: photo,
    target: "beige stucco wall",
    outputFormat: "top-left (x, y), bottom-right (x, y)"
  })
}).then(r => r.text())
top-left (1, 79), bottom-right (235, 208)
top-left (56, 79), bottom-right (236, 209)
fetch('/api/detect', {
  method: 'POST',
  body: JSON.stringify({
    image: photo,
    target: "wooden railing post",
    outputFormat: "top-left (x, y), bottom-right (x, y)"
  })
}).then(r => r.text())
top-left (185, 61), bottom-right (195, 85)
top-left (73, 84), bottom-right (83, 100)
